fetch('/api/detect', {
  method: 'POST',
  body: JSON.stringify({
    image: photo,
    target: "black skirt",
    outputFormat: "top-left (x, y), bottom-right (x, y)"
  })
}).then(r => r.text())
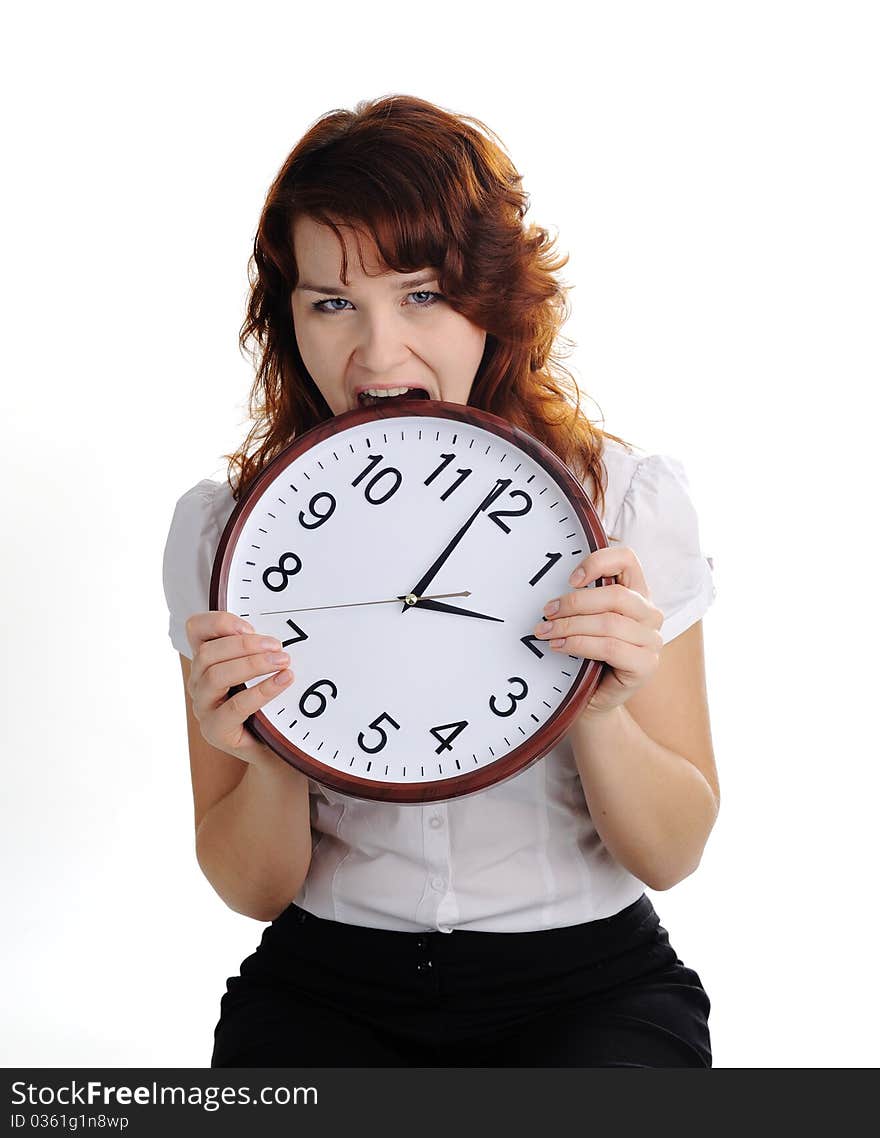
top-left (211, 893), bottom-right (712, 1068)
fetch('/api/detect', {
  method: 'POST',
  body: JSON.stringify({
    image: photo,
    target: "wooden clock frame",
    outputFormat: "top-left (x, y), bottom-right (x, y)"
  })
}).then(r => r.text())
top-left (210, 399), bottom-right (613, 803)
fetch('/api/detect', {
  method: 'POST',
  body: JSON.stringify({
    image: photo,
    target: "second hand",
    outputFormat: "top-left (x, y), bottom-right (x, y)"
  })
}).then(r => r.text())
top-left (260, 590), bottom-right (472, 616)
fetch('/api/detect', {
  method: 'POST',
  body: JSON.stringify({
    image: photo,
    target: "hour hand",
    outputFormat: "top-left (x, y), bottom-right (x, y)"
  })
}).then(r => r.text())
top-left (407, 597), bottom-right (504, 623)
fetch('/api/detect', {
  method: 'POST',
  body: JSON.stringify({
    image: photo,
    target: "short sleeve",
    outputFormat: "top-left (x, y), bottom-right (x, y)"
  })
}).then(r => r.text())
top-left (161, 479), bottom-right (233, 659)
top-left (611, 453), bottom-right (717, 645)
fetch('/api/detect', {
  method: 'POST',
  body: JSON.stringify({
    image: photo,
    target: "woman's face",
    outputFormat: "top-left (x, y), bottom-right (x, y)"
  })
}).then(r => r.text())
top-left (291, 215), bottom-right (487, 416)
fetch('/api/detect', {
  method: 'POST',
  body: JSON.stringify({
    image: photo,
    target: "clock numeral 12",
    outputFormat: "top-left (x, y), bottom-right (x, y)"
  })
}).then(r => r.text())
top-left (487, 490), bottom-right (532, 534)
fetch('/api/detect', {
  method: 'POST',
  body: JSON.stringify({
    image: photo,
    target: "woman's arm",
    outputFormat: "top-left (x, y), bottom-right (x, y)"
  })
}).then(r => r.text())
top-left (195, 754), bottom-right (313, 922)
top-left (180, 653), bottom-right (313, 922)
top-left (567, 620), bottom-right (719, 890)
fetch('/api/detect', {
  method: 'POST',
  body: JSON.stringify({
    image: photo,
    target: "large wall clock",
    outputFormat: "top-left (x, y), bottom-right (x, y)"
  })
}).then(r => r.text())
top-left (210, 399), bottom-right (614, 803)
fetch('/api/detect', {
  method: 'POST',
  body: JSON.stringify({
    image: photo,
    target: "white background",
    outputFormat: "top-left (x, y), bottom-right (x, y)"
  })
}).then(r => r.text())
top-left (2, 0), bottom-right (877, 1069)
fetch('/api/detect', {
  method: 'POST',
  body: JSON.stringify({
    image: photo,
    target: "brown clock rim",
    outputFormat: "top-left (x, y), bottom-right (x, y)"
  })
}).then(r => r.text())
top-left (210, 398), bottom-right (613, 804)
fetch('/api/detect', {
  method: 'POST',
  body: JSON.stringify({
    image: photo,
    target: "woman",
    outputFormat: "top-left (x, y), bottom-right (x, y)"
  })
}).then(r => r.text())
top-left (162, 94), bottom-right (719, 1068)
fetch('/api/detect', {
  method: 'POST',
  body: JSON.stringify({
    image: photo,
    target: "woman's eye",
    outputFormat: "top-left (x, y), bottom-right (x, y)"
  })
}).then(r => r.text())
top-left (311, 297), bottom-right (351, 313)
top-left (311, 291), bottom-right (444, 315)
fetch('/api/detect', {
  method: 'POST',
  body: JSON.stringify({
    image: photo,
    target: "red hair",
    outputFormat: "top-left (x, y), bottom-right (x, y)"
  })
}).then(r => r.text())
top-left (225, 93), bottom-right (634, 527)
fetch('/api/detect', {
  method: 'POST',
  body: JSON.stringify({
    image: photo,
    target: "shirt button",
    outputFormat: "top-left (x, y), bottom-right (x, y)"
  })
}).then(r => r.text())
top-left (431, 876), bottom-right (445, 891)
top-left (429, 816), bottom-right (443, 829)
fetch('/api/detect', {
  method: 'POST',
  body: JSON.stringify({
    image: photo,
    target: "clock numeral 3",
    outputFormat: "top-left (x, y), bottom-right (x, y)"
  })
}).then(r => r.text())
top-left (489, 676), bottom-right (529, 717)
top-left (358, 711), bottom-right (401, 754)
top-left (429, 720), bottom-right (469, 754)
top-left (488, 490), bottom-right (532, 534)
top-left (299, 678), bottom-right (338, 718)
top-left (299, 491), bottom-right (336, 529)
top-left (262, 551), bottom-right (302, 592)
top-left (351, 454), bottom-right (403, 505)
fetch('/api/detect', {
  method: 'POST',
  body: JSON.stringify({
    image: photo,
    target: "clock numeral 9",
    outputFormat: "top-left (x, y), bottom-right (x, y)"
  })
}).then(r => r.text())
top-left (262, 551), bottom-right (302, 592)
top-left (489, 676), bottom-right (529, 717)
top-left (358, 711), bottom-right (401, 754)
top-left (299, 678), bottom-right (338, 719)
top-left (299, 491), bottom-right (336, 529)
top-left (351, 454), bottom-right (403, 505)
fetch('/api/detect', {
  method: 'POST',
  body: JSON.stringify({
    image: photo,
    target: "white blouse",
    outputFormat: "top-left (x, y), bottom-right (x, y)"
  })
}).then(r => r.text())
top-left (162, 436), bottom-right (717, 933)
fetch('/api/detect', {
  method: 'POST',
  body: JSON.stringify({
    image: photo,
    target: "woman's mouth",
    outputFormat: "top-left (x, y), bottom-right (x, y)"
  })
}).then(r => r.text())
top-left (356, 387), bottom-right (432, 408)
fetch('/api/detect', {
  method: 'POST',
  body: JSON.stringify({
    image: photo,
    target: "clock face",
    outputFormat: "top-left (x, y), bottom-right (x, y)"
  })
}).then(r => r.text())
top-left (211, 400), bottom-right (610, 803)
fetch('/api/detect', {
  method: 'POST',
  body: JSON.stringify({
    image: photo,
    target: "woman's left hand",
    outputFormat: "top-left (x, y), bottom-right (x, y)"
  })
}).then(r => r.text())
top-left (532, 546), bottom-right (665, 719)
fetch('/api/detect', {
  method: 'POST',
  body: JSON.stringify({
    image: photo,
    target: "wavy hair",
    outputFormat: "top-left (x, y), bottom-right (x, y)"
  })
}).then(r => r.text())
top-left (224, 93), bottom-right (634, 528)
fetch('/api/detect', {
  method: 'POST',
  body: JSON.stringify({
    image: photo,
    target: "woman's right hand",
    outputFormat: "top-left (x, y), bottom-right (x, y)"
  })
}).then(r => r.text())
top-left (185, 610), bottom-right (294, 765)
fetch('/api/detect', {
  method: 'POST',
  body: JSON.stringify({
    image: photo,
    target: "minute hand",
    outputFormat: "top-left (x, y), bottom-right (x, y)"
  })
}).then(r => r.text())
top-left (402, 478), bottom-right (512, 614)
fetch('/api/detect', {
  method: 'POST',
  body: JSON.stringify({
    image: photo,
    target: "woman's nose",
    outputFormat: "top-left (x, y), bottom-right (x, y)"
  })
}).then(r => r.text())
top-left (351, 311), bottom-right (411, 372)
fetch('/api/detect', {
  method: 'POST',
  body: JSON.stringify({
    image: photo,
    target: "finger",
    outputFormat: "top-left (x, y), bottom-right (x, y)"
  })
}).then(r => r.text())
top-left (185, 610), bottom-right (253, 657)
top-left (187, 615), bottom-right (266, 693)
top-left (210, 669), bottom-right (295, 742)
top-left (548, 633), bottom-right (656, 674)
top-left (535, 610), bottom-right (663, 651)
top-left (193, 647), bottom-right (292, 717)
top-left (197, 631), bottom-right (285, 671)
top-left (540, 583), bottom-right (663, 631)
top-left (568, 546), bottom-right (650, 599)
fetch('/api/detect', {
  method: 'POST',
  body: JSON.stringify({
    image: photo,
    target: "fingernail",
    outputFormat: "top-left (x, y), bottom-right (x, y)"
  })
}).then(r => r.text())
top-left (236, 621), bottom-right (254, 634)
top-left (536, 620), bottom-right (554, 635)
top-left (274, 670), bottom-right (292, 685)
top-left (543, 599), bottom-right (560, 617)
top-left (569, 568), bottom-right (586, 586)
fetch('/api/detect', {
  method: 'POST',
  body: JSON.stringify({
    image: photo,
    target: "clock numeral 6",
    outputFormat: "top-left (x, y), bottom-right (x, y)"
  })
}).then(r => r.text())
top-left (299, 678), bottom-right (338, 719)
top-left (351, 454), bottom-right (403, 505)
top-left (430, 720), bottom-right (469, 753)
top-left (358, 711), bottom-right (401, 754)
top-left (489, 676), bottom-right (529, 717)
top-left (262, 551), bottom-right (302, 592)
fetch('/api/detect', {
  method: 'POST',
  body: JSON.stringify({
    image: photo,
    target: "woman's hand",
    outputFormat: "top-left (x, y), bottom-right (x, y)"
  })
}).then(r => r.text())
top-left (185, 611), bottom-right (295, 764)
top-left (532, 547), bottom-right (664, 719)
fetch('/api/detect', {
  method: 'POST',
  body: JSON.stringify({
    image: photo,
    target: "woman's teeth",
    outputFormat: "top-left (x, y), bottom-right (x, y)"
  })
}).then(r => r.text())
top-left (362, 387), bottom-right (415, 397)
